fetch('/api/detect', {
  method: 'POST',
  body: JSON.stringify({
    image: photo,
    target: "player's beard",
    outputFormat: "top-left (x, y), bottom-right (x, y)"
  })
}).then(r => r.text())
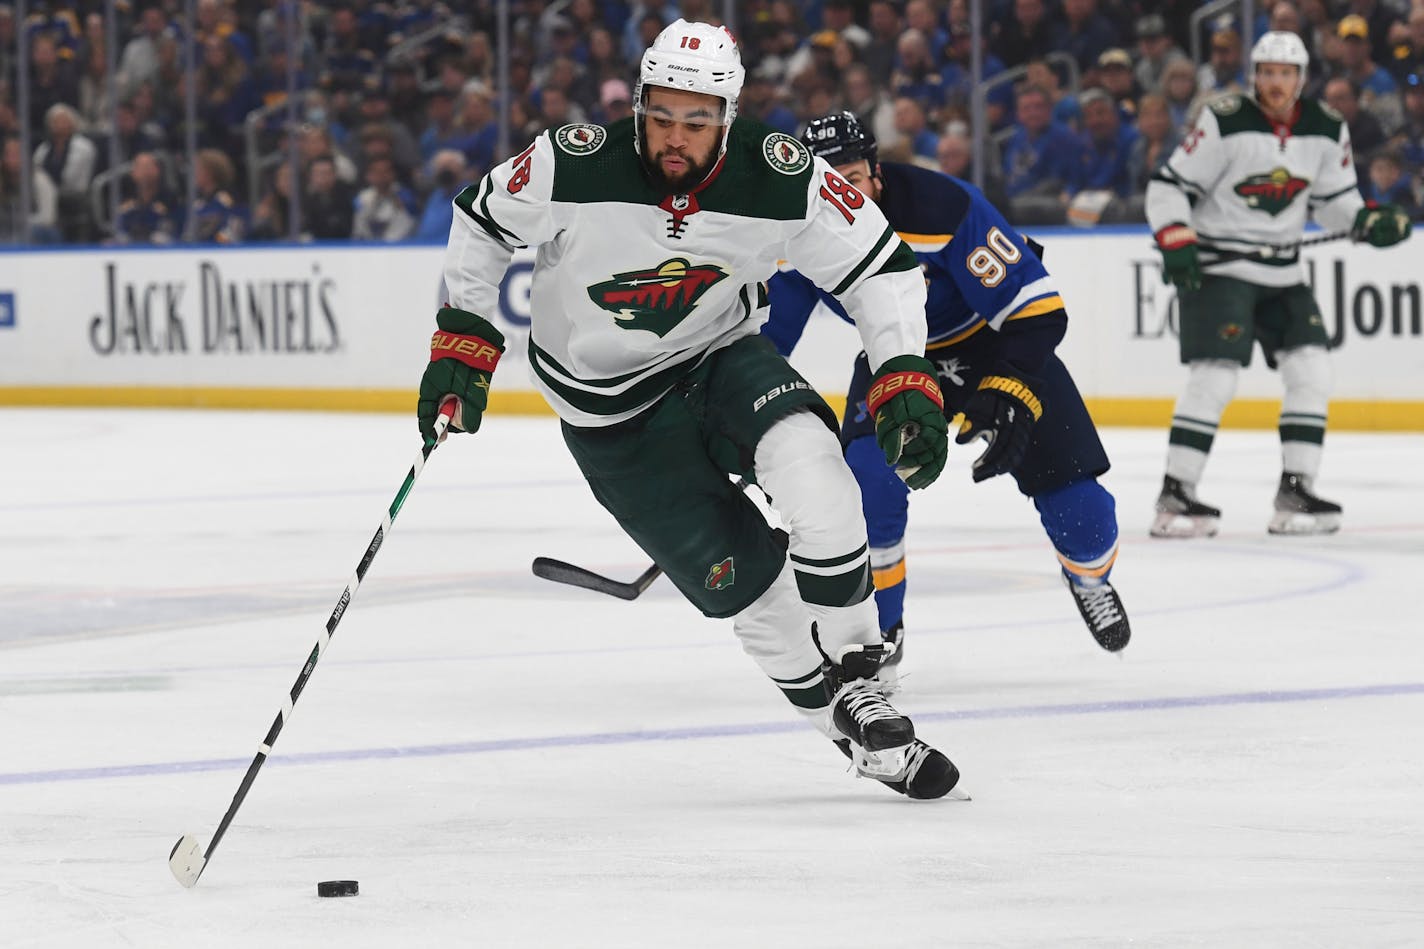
top-left (642, 144), bottom-right (719, 196)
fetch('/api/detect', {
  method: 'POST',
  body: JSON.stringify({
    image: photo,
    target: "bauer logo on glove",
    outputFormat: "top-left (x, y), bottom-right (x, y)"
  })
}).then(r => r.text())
top-left (866, 355), bottom-right (949, 490)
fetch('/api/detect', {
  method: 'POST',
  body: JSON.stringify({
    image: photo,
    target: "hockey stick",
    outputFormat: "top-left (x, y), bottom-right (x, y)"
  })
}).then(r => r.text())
top-left (531, 476), bottom-right (753, 600)
top-left (1197, 227), bottom-right (1353, 268)
top-left (169, 401), bottom-right (457, 889)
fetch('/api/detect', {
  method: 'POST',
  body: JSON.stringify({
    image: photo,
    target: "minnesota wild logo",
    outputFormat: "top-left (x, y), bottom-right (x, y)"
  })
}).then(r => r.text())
top-left (587, 258), bottom-right (728, 337)
top-left (1234, 167), bottom-right (1310, 216)
top-left (704, 556), bottom-right (735, 591)
top-left (555, 123), bottom-right (606, 155)
top-left (763, 132), bottom-right (810, 175)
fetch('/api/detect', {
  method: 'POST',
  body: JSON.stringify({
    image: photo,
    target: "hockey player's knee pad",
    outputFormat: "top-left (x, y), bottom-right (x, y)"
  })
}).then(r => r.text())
top-left (1180, 360), bottom-right (1241, 421)
top-left (1277, 345), bottom-right (1332, 413)
top-left (1034, 478), bottom-right (1118, 565)
top-left (845, 434), bottom-right (910, 547)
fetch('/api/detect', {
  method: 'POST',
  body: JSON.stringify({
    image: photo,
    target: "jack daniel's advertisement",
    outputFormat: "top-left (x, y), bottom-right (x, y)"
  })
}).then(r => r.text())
top-left (89, 260), bottom-right (341, 356)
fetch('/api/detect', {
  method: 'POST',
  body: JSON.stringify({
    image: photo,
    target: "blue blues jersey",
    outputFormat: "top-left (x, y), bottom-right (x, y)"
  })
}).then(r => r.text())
top-left (764, 162), bottom-right (1065, 363)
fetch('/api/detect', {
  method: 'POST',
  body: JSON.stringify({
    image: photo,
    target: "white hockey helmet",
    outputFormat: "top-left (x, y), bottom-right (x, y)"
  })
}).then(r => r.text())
top-left (1249, 30), bottom-right (1309, 105)
top-left (634, 19), bottom-right (744, 155)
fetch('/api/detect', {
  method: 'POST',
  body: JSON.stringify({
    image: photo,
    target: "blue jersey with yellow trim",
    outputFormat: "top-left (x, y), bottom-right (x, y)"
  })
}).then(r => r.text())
top-left (763, 162), bottom-right (1063, 357)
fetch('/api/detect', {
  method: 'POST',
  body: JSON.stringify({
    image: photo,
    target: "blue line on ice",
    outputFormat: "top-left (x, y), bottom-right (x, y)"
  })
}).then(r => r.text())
top-left (2, 681), bottom-right (1419, 787)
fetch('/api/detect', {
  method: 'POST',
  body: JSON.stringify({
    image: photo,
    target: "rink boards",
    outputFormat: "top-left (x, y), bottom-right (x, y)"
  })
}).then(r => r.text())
top-left (0, 229), bottom-right (1420, 429)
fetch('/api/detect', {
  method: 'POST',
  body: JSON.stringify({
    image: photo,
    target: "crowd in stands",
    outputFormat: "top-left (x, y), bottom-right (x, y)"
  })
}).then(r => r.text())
top-left (2, 0), bottom-right (1423, 244)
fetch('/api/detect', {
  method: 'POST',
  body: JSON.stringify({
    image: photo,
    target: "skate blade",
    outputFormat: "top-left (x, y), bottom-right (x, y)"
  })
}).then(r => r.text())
top-left (1268, 511), bottom-right (1342, 535)
top-left (944, 785), bottom-right (972, 801)
top-left (1150, 511), bottom-right (1219, 538)
top-left (852, 742), bottom-right (912, 780)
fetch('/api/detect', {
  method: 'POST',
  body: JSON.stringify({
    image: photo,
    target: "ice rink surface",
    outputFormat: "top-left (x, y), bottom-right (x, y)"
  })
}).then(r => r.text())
top-left (2, 408), bottom-right (1421, 948)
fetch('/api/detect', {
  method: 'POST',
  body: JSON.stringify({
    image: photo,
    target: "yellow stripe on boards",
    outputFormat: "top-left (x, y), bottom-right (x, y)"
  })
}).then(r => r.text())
top-left (1, 389), bottom-right (1421, 431)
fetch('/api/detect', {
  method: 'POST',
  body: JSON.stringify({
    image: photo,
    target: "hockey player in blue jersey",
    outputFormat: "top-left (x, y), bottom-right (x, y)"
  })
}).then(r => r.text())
top-left (764, 112), bottom-right (1129, 656)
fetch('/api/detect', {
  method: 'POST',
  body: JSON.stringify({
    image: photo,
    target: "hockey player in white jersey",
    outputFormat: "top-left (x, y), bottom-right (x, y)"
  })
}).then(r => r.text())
top-left (417, 21), bottom-right (965, 799)
top-left (1146, 31), bottom-right (1411, 537)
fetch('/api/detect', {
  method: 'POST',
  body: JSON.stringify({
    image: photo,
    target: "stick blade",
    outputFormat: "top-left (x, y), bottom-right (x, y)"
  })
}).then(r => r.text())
top-left (169, 834), bottom-right (206, 888)
top-left (531, 557), bottom-right (642, 600)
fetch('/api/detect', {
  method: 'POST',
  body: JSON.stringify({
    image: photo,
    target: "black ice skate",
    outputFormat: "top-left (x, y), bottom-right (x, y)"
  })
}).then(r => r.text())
top-left (1268, 472), bottom-right (1342, 535)
top-left (834, 737), bottom-right (969, 800)
top-left (1150, 475), bottom-right (1221, 538)
top-left (1063, 573), bottom-right (1131, 652)
top-left (823, 641), bottom-right (915, 778)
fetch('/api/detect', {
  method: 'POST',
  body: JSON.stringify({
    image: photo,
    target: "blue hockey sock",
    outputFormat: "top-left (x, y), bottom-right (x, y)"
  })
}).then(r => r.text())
top-left (1034, 478), bottom-right (1119, 586)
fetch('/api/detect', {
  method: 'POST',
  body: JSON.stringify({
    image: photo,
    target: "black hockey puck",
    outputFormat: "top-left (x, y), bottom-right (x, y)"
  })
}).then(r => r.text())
top-left (317, 880), bottom-right (359, 898)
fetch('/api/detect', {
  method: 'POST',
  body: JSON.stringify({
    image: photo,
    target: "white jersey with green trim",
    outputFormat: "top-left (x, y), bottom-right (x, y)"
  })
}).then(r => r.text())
top-left (1145, 95), bottom-right (1363, 288)
top-left (440, 117), bottom-right (927, 427)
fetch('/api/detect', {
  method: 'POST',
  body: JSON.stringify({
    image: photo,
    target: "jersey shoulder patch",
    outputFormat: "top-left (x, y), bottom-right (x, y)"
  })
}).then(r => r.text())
top-left (1209, 94), bottom-right (1244, 117)
top-left (762, 132), bottom-right (811, 175)
top-left (554, 123), bottom-right (607, 155)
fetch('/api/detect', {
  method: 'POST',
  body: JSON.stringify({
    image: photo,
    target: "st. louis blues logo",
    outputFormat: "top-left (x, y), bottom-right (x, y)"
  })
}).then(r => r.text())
top-left (705, 556), bottom-right (735, 591)
top-left (587, 258), bottom-right (728, 337)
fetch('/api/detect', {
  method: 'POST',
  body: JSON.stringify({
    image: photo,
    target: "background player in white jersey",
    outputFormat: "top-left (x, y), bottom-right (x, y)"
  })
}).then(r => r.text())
top-left (1147, 31), bottom-right (1411, 538)
top-left (417, 21), bottom-right (964, 799)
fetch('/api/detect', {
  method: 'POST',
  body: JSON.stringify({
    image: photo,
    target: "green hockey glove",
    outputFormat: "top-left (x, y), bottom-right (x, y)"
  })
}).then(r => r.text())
top-left (1154, 223), bottom-right (1201, 292)
top-left (418, 306), bottom-right (506, 443)
top-left (1351, 204), bottom-right (1412, 248)
top-left (954, 367), bottom-right (1043, 483)
top-left (866, 355), bottom-right (949, 490)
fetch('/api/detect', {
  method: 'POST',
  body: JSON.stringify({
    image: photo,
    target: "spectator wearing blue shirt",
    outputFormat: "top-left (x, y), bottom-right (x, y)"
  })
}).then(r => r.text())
top-left (891, 28), bottom-right (946, 110)
top-left (458, 82), bottom-right (504, 173)
top-left (903, 0), bottom-right (949, 66)
top-left (738, 73), bottom-right (798, 135)
top-left (1197, 28), bottom-right (1246, 98)
top-left (891, 96), bottom-right (939, 161)
top-left (414, 149), bottom-right (469, 242)
top-left (1052, 0), bottom-right (1120, 73)
top-left (940, 27), bottom-right (1012, 127)
top-left (1337, 15), bottom-right (1398, 100)
top-left (1003, 84), bottom-right (1080, 223)
top-left (115, 150), bottom-right (180, 244)
top-left (992, 0), bottom-right (1057, 69)
top-left (1396, 73), bottom-right (1424, 171)
top-left (1095, 48), bottom-right (1140, 117)
top-left (1363, 150), bottom-right (1419, 215)
top-left (1024, 58), bottom-right (1080, 127)
top-left (622, 1), bottom-right (678, 64)
top-left (418, 87), bottom-right (462, 164)
top-left (187, 148), bottom-right (243, 243)
top-left (1073, 88), bottom-right (1139, 198)
top-left (352, 155), bottom-right (416, 242)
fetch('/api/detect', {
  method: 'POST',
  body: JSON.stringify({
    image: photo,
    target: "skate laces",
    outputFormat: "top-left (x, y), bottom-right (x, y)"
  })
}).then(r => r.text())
top-left (898, 740), bottom-right (933, 782)
top-left (838, 679), bottom-right (903, 728)
top-left (1074, 583), bottom-right (1123, 630)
